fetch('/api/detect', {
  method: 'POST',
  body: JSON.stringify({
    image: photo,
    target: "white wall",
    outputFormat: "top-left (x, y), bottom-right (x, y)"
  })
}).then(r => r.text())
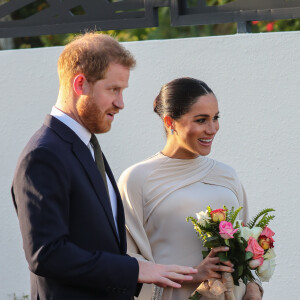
top-left (0, 32), bottom-right (299, 299)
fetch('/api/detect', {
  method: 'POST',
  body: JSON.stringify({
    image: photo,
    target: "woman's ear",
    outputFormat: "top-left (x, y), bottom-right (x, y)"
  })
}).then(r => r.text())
top-left (164, 115), bottom-right (172, 128)
top-left (164, 115), bottom-right (175, 133)
top-left (73, 74), bottom-right (89, 96)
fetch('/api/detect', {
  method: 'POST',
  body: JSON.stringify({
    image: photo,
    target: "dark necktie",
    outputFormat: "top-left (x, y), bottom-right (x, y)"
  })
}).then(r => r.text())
top-left (90, 134), bottom-right (109, 196)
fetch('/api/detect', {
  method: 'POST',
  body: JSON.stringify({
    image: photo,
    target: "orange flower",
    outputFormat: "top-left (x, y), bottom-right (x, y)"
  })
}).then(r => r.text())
top-left (210, 208), bottom-right (227, 222)
top-left (258, 226), bottom-right (275, 249)
top-left (258, 236), bottom-right (274, 250)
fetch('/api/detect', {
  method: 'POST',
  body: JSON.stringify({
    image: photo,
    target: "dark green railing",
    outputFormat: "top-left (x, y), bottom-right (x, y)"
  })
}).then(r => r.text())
top-left (0, 0), bottom-right (300, 38)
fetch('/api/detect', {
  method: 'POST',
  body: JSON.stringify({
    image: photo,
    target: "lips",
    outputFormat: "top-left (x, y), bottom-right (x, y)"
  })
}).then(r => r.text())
top-left (107, 111), bottom-right (118, 120)
top-left (198, 138), bottom-right (213, 143)
top-left (198, 138), bottom-right (214, 146)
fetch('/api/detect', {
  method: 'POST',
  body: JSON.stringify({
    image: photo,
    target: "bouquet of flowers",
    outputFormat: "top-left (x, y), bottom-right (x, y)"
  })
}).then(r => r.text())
top-left (187, 206), bottom-right (276, 300)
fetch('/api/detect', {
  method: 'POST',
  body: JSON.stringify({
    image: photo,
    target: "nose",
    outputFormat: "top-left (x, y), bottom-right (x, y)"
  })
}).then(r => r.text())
top-left (206, 121), bottom-right (218, 135)
top-left (113, 93), bottom-right (124, 110)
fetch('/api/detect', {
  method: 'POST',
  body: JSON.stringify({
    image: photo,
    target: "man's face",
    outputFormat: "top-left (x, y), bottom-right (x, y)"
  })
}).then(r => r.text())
top-left (76, 63), bottom-right (130, 133)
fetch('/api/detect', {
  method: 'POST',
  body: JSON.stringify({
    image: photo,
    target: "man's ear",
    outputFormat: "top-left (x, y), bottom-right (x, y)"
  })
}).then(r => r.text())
top-left (73, 74), bottom-right (89, 96)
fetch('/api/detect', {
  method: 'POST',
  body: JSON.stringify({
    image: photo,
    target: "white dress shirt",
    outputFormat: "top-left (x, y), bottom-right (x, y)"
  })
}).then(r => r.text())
top-left (50, 106), bottom-right (119, 238)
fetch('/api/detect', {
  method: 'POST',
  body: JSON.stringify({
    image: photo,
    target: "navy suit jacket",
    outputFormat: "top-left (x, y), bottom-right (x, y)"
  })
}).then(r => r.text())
top-left (11, 115), bottom-right (140, 300)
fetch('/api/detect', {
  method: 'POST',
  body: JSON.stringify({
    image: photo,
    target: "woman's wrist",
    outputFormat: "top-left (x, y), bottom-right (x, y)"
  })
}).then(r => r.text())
top-left (247, 281), bottom-right (263, 298)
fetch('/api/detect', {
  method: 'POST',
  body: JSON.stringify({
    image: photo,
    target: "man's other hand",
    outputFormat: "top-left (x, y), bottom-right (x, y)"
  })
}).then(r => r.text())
top-left (137, 260), bottom-right (197, 288)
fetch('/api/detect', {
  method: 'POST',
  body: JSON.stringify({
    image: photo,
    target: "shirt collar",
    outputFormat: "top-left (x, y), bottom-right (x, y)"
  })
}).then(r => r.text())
top-left (50, 106), bottom-right (91, 146)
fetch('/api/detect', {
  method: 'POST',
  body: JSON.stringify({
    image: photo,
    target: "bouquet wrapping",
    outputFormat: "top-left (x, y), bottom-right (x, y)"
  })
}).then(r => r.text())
top-left (187, 206), bottom-right (276, 300)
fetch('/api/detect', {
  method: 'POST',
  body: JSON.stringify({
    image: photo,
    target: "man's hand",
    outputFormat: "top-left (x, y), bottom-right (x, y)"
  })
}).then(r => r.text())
top-left (137, 260), bottom-right (197, 288)
top-left (242, 282), bottom-right (263, 300)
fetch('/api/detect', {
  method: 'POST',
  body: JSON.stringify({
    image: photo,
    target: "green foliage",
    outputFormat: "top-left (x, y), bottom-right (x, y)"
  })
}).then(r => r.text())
top-left (206, 205), bottom-right (212, 214)
top-left (187, 207), bottom-right (257, 286)
top-left (247, 208), bottom-right (275, 229)
top-left (227, 206), bottom-right (243, 224)
top-left (217, 251), bottom-right (228, 262)
top-left (11, 293), bottom-right (29, 300)
top-left (256, 214), bottom-right (275, 229)
top-left (245, 251), bottom-right (253, 261)
top-left (189, 290), bottom-right (202, 300)
top-left (204, 236), bottom-right (222, 248)
top-left (186, 216), bottom-right (219, 241)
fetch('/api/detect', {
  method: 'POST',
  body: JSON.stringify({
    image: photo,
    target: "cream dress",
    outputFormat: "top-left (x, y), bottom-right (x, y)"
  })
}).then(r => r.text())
top-left (118, 153), bottom-right (249, 300)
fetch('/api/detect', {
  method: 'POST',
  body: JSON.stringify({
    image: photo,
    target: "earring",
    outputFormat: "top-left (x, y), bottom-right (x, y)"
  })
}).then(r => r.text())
top-left (170, 128), bottom-right (174, 135)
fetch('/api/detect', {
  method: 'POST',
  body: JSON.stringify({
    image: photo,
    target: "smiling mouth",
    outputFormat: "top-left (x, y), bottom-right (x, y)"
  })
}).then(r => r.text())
top-left (198, 138), bottom-right (213, 143)
top-left (107, 111), bottom-right (118, 118)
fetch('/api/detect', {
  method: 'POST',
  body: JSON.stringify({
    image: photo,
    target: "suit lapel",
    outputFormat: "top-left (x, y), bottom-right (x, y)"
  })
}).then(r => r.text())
top-left (44, 115), bottom-right (120, 244)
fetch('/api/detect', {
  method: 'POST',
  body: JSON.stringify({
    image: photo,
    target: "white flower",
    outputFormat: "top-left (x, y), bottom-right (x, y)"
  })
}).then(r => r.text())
top-left (238, 226), bottom-right (263, 241)
top-left (257, 254), bottom-right (276, 282)
top-left (196, 210), bottom-right (210, 226)
top-left (263, 248), bottom-right (276, 260)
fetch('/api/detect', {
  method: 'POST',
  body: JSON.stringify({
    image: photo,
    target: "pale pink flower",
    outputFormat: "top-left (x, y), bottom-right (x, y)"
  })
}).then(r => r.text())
top-left (249, 258), bottom-right (264, 269)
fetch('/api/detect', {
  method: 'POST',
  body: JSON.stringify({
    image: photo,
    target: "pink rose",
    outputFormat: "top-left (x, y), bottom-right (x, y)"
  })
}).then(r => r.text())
top-left (260, 226), bottom-right (275, 238)
top-left (245, 237), bottom-right (264, 260)
top-left (210, 209), bottom-right (227, 222)
top-left (219, 221), bottom-right (238, 239)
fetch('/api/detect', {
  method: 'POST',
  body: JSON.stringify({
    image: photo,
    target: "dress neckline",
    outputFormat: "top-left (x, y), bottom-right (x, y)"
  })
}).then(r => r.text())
top-left (157, 151), bottom-right (205, 163)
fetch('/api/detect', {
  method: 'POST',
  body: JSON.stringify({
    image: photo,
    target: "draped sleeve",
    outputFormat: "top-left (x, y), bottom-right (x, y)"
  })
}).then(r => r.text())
top-left (118, 158), bottom-right (155, 263)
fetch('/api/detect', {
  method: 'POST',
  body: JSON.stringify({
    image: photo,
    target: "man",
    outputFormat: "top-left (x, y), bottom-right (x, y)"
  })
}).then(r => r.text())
top-left (11, 33), bottom-right (196, 300)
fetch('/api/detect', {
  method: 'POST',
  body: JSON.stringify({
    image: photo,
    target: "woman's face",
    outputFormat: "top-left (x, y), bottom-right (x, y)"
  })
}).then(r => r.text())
top-left (172, 93), bottom-right (219, 159)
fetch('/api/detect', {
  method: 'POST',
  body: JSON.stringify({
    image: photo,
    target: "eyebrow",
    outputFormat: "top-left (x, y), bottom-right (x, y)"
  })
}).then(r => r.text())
top-left (194, 112), bottom-right (220, 118)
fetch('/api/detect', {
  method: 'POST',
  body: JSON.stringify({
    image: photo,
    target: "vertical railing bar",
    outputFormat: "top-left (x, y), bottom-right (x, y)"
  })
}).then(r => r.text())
top-left (237, 21), bottom-right (252, 34)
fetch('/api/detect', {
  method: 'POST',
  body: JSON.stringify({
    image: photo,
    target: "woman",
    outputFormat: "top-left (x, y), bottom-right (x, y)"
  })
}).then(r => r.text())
top-left (118, 78), bottom-right (263, 300)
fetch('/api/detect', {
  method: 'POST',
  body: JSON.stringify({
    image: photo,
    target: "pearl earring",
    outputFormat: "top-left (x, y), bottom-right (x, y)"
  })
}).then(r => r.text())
top-left (170, 128), bottom-right (174, 135)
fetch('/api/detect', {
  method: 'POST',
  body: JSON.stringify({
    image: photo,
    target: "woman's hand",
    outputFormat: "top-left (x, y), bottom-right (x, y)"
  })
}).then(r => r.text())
top-left (242, 282), bottom-right (263, 300)
top-left (190, 246), bottom-right (234, 284)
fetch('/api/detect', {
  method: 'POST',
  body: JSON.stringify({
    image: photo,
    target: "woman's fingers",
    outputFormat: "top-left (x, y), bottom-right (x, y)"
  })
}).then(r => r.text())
top-left (211, 264), bottom-right (234, 273)
top-left (221, 259), bottom-right (234, 267)
top-left (207, 247), bottom-right (234, 267)
top-left (208, 246), bottom-right (230, 257)
top-left (205, 256), bottom-right (233, 268)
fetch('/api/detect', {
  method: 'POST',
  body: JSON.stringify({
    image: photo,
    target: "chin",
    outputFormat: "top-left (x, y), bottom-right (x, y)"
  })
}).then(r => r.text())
top-left (199, 149), bottom-right (212, 156)
top-left (98, 125), bottom-right (112, 134)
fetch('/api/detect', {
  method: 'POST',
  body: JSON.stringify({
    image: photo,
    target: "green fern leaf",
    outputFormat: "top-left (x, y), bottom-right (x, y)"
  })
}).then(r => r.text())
top-left (226, 206), bottom-right (235, 222)
top-left (230, 207), bottom-right (243, 224)
top-left (256, 215), bottom-right (275, 228)
top-left (247, 208), bottom-right (275, 228)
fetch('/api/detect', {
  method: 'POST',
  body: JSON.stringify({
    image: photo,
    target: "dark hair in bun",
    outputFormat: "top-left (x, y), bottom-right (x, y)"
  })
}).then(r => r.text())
top-left (153, 77), bottom-right (214, 120)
